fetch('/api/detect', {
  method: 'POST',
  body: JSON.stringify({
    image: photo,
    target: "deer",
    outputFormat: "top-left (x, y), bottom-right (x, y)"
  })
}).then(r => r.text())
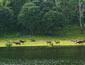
top-left (19, 40), bottom-right (25, 43)
top-left (55, 41), bottom-right (60, 44)
top-left (71, 40), bottom-right (85, 44)
top-left (46, 40), bottom-right (54, 47)
top-left (30, 39), bottom-right (36, 42)
top-left (76, 40), bottom-right (85, 44)
top-left (13, 40), bottom-right (25, 45)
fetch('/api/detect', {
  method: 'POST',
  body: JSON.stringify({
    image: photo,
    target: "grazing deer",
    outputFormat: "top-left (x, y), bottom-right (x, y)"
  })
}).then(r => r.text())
top-left (30, 39), bottom-right (36, 42)
top-left (13, 41), bottom-right (21, 45)
top-left (19, 40), bottom-right (25, 43)
top-left (46, 40), bottom-right (54, 47)
top-left (76, 40), bottom-right (85, 44)
top-left (13, 40), bottom-right (25, 45)
top-left (71, 40), bottom-right (85, 44)
top-left (46, 40), bottom-right (52, 44)
top-left (55, 41), bottom-right (60, 44)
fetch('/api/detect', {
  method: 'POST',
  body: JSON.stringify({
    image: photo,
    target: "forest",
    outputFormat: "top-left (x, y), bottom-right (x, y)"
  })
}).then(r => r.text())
top-left (0, 0), bottom-right (85, 36)
top-left (0, 0), bottom-right (85, 65)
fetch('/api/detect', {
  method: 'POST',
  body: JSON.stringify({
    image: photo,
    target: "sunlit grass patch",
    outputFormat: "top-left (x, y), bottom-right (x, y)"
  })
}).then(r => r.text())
top-left (0, 36), bottom-right (85, 47)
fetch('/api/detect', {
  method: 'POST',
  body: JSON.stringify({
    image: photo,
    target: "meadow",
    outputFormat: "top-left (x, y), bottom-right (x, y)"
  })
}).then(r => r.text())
top-left (1, 34), bottom-right (85, 47)
top-left (0, 35), bottom-right (85, 65)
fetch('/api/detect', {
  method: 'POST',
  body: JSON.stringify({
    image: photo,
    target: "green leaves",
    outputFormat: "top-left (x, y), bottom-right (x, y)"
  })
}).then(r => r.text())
top-left (0, 0), bottom-right (84, 35)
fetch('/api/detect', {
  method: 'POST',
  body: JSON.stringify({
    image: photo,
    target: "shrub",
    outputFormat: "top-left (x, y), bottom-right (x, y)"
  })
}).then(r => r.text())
top-left (5, 41), bottom-right (12, 48)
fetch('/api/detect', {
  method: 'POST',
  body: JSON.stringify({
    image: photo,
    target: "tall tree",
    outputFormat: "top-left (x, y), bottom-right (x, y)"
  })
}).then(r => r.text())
top-left (0, 6), bottom-right (15, 35)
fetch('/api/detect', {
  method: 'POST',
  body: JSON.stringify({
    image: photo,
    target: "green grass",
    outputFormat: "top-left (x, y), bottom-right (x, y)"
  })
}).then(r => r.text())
top-left (0, 46), bottom-right (85, 65)
top-left (0, 34), bottom-right (85, 47)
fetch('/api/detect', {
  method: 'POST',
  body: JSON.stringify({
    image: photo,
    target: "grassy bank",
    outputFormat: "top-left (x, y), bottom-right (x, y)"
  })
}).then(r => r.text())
top-left (0, 34), bottom-right (85, 47)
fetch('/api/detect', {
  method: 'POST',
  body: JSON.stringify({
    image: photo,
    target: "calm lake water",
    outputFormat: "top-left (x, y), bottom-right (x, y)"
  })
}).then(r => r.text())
top-left (0, 46), bottom-right (85, 65)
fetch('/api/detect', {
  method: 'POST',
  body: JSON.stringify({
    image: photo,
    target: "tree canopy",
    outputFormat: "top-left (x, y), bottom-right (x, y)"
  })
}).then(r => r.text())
top-left (0, 0), bottom-right (85, 36)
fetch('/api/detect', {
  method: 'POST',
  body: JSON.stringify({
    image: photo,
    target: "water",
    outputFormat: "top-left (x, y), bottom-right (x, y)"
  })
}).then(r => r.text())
top-left (0, 46), bottom-right (85, 65)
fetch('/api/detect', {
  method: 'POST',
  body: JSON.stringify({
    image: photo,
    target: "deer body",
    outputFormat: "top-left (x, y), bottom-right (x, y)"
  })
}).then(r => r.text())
top-left (13, 40), bottom-right (25, 45)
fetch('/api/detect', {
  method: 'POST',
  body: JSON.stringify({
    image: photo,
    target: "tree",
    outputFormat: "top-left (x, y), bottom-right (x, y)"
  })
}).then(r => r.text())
top-left (0, 0), bottom-right (84, 36)
top-left (0, 6), bottom-right (15, 35)
top-left (18, 2), bottom-right (40, 35)
top-left (42, 10), bottom-right (64, 35)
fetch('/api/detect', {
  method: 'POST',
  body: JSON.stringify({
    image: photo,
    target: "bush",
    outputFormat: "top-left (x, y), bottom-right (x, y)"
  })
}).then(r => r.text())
top-left (5, 41), bottom-right (12, 48)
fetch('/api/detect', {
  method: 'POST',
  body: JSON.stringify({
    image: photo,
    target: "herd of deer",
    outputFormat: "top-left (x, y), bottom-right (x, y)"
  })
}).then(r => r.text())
top-left (9, 39), bottom-right (85, 46)
top-left (46, 39), bottom-right (85, 46)
top-left (71, 40), bottom-right (85, 44)
top-left (46, 40), bottom-right (60, 46)
top-left (11, 39), bottom-right (36, 45)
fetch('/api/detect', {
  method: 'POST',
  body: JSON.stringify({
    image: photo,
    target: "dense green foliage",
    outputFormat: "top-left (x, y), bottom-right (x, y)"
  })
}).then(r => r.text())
top-left (0, 0), bottom-right (85, 36)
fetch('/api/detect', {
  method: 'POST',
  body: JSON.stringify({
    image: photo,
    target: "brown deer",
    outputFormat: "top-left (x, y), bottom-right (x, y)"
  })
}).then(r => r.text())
top-left (30, 39), bottom-right (36, 42)
top-left (13, 41), bottom-right (21, 45)
top-left (71, 40), bottom-right (85, 44)
top-left (19, 40), bottom-right (25, 43)
top-left (55, 41), bottom-right (60, 44)
top-left (13, 40), bottom-right (25, 45)
top-left (46, 40), bottom-right (54, 47)
top-left (76, 40), bottom-right (85, 44)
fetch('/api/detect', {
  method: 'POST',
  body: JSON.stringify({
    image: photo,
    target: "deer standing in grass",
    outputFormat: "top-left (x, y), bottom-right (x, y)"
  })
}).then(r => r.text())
top-left (13, 40), bottom-right (25, 45)
top-left (46, 40), bottom-right (54, 47)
